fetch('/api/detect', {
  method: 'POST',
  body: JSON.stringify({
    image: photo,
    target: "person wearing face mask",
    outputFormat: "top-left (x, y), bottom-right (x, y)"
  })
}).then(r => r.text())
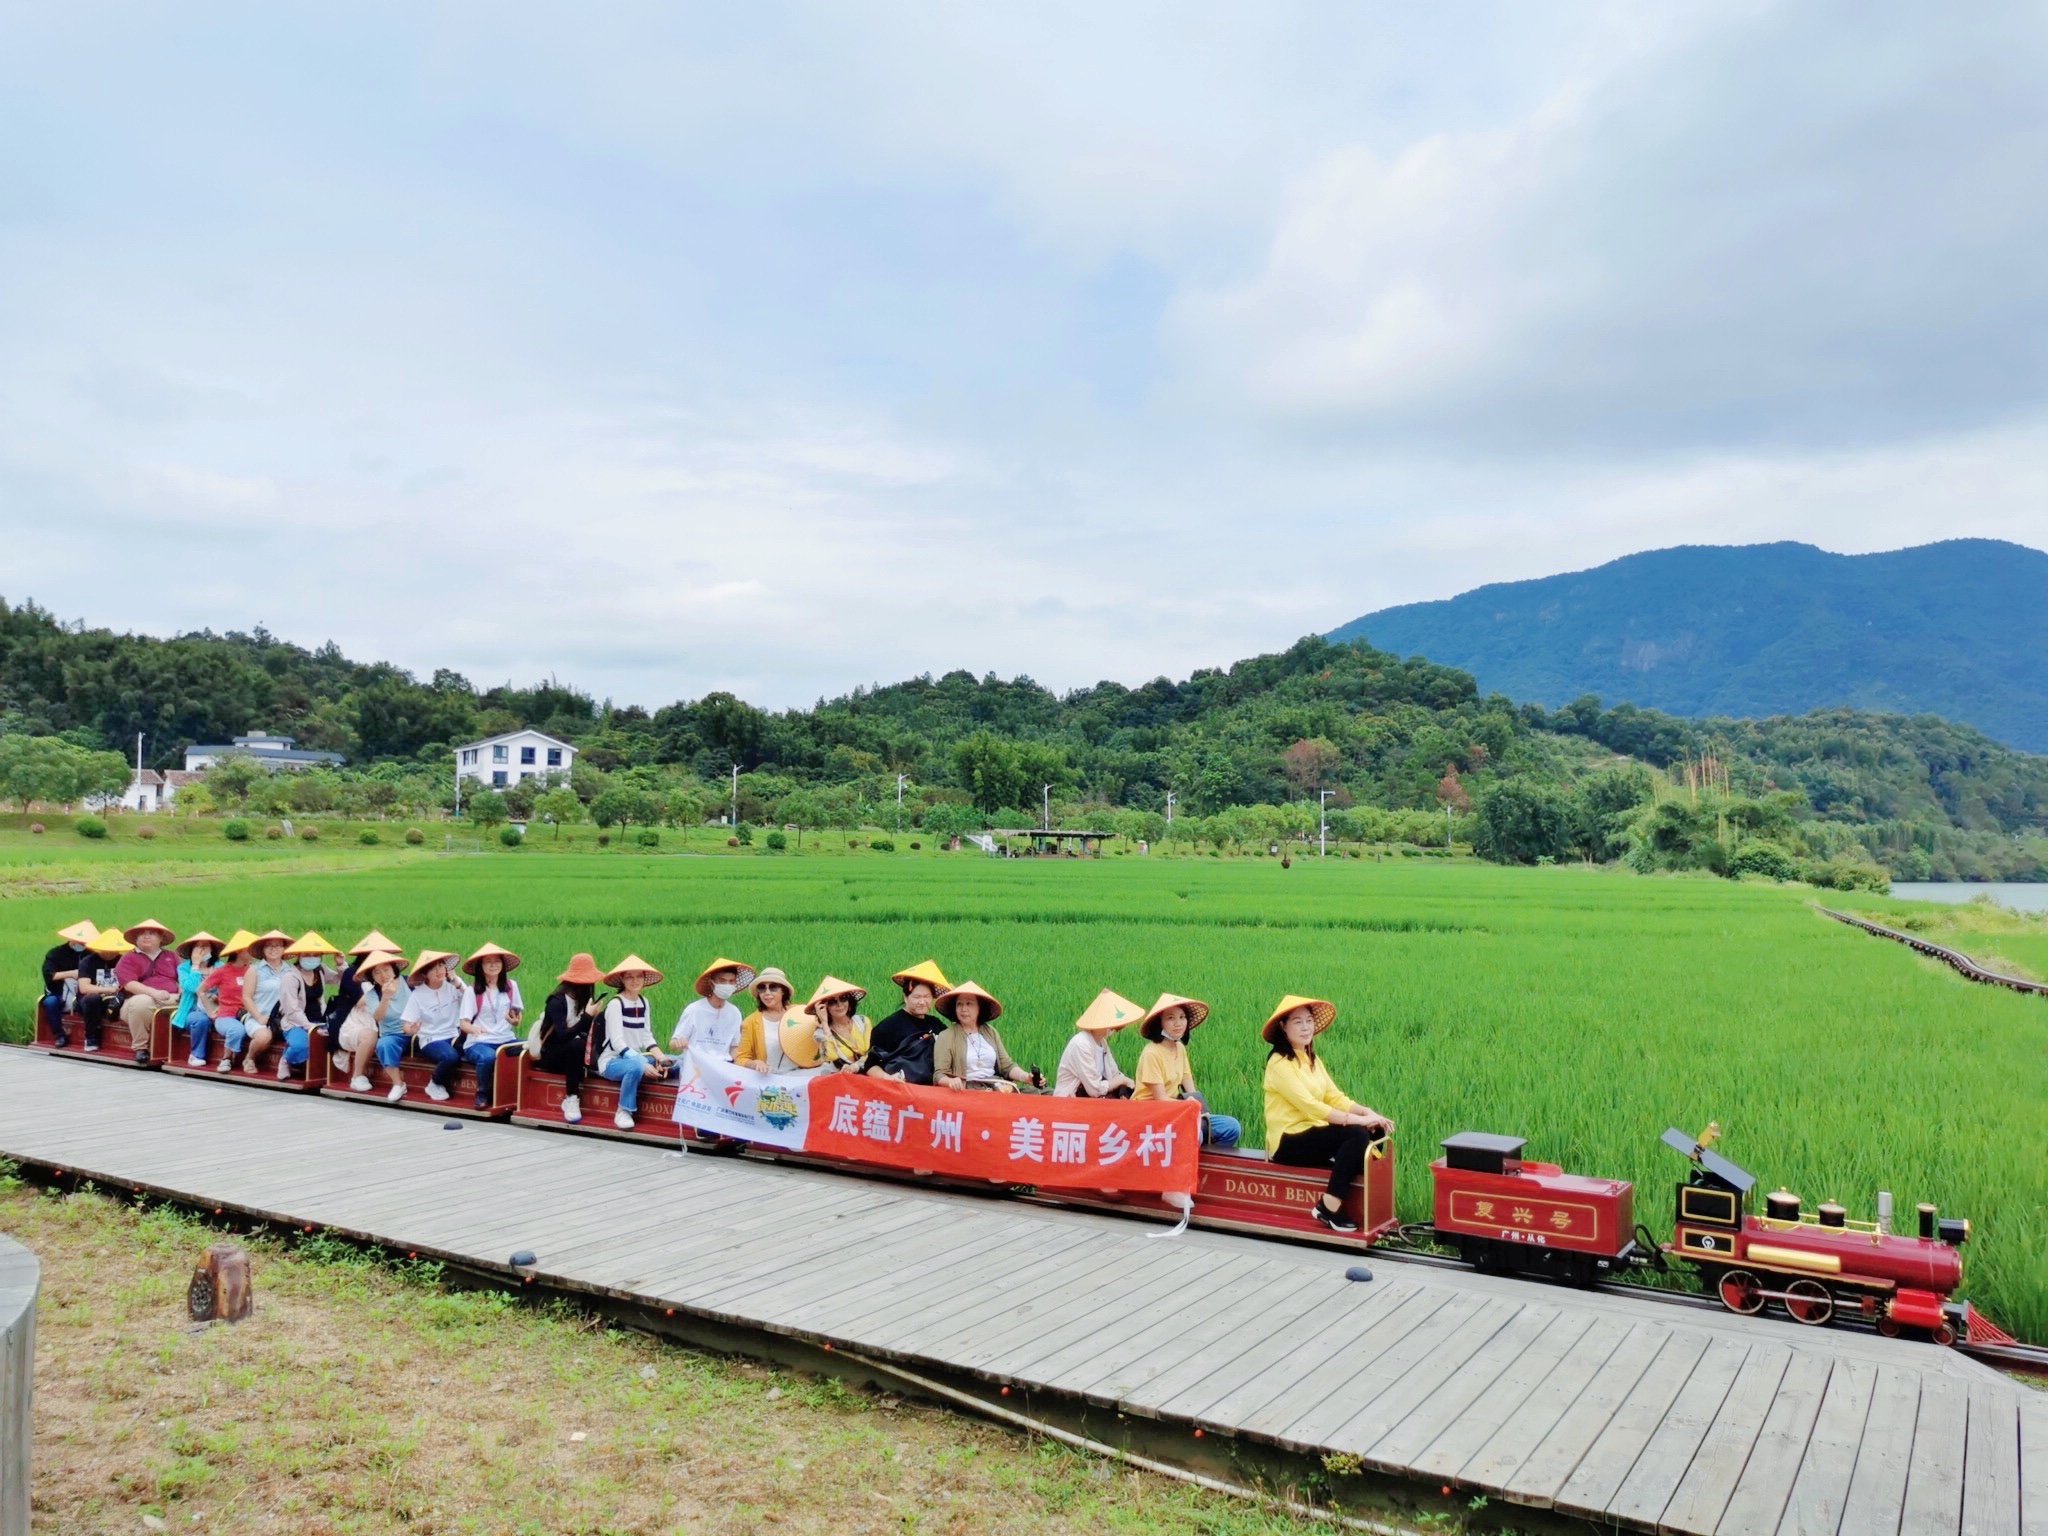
top-left (865, 959), bottom-right (951, 1085)
top-left (40, 919), bottom-right (101, 1048)
top-left (670, 957), bottom-right (753, 1062)
top-left (275, 932), bottom-right (340, 1080)
top-left (1134, 992), bottom-right (1241, 1149)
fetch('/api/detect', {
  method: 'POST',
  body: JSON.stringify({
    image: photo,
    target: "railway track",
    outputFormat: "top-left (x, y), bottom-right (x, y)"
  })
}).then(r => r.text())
top-left (1820, 904), bottom-right (2048, 995)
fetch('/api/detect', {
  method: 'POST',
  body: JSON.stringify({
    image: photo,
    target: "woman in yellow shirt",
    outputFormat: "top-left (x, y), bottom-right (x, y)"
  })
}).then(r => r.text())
top-left (734, 967), bottom-right (803, 1072)
top-left (1134, 993), bottom-right (1242, 1149)
top-left (1261, 995), bottom-right (1392, 1233)
top-left (808, 976), bottom-right (871, 1071)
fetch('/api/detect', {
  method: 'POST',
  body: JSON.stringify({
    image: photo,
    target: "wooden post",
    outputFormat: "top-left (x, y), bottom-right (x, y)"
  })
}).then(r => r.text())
top-left (188, 1243), bottom-right (253, 1323)
top-left (0, 1235), bottom-right (37, 1536)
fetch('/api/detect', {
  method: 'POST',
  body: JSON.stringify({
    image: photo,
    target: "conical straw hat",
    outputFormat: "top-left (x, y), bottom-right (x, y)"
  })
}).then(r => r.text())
top-left (220, 929), bottom-right (260, 959)
top-left (890, 958), bottom-right (950, 994)
top-left (1261, 994), bottom-right (1336, 1045)
top-left (1140, 992), bottom-right (1211, 1041)
top-left (355, 950), bottom-right (407, 981)
top-left (693, 956), bottom-right (755, 997)
top-left (122, 918), bottom-right (176, 945)
top-left (349, 929), bottom-right (399, 956)
top-left (87, 929), bottom-right (134, 956)
top-left (1073, 988), bottom-right (1144, 1035)
top-left (285, 930), bottom-right (340, 958)
top-left (607, 954), bottom-right (666, 988)
top-left (933, 980), bottom-right (1002, 1024)
top-left (778, 1015), bottom-right (823, 1069)
top-left (408, 949), bottom-right (459, 983)
top-left (807, 975), bottom-right (866, 1009)
top-left (251, 929), bottom-right (293, 950)
top-left (174, 930), bottom-right (225, 959)
top-left (56, 919), bottom-right (100, 945)
top-left (461, 941), bottom-right (522, 977)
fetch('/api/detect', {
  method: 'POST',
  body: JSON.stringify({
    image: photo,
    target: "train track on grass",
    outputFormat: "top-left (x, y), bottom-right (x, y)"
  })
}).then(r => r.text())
top-left (1820, 905), bottom-right (2048, 996)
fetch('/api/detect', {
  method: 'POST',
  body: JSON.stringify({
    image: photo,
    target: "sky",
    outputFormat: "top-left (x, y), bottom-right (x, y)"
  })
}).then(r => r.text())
top-left (3, 1), bottom-right (2046, 710)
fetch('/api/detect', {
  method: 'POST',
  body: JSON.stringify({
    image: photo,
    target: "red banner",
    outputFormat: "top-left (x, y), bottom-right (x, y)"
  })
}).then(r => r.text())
top-left (803, 1075), bottom-right (1201, 1197)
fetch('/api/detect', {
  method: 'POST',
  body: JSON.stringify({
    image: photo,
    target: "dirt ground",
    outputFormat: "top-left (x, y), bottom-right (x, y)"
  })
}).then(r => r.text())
top-left (4, 1176), bottom-right (1392, 1536)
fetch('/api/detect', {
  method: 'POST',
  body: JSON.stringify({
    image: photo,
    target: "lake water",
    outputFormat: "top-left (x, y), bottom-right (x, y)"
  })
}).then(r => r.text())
top-left (1890, 882), bottom-right (2048, 913)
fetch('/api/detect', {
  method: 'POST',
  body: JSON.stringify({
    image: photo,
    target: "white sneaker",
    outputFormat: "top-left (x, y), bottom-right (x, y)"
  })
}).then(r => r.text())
top-left (350, 1075), bottom-right (372, 1093)
top-left (276, 1059), bottom-right (290, 1080)
top-left (188, 1053), bottom-right (206, 1068)
top-left (561, 1096), bottom-right (582, 1124)
top-left (425, 1082), bottom-right (450, 1102)
top-left (614, 1109), bottom-right (635, 1130)
top-left (83, 1043), bottom-right (100, 1053)
top-left (386, 1083), bottom-right (407, 1102)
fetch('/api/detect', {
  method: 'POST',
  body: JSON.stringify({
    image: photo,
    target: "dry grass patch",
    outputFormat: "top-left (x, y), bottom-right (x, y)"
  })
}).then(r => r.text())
top-left (6, 1179), bottom-right (1372, 1536)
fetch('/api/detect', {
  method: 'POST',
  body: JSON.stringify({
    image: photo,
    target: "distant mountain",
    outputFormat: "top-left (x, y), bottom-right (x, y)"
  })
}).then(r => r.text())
top-left (1330, 539), bottom-right (2048, 753)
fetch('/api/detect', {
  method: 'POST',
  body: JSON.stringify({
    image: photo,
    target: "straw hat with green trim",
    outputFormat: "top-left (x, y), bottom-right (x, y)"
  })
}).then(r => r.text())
top-left (122, 918), bottom-right (176, 946)
top-left (608, 954), bottom-right (666, 988)
top-left (175, 930), bottom-right (225, 960)
top-left (933, 980), bottom-right (1002, 1024)
top-left (87, 929), bottom-right (134, 957)
top-left (806, 975), bottom-right (866, 1010)
top-left (890, 959), bottom-right (950, 995)
top-left (1261, 994), bottom-right (1337, 1046)
top-left (285, 930), bottom-right (340, 958)
top-left (461, 941), bottom-right (521, 978)
top-left (56, 919), bottom-right (100, 945)
top-left (693, 956), bottom-right (755, 997)
top-left (1140, 992), bottom-right (1211, 1042)
top-left (348, 929), bottom-right (399, 957)
top-left (1072, 988), bottom-right (1144, 1036)
top-left (408, 949), bottom-right (459, 983)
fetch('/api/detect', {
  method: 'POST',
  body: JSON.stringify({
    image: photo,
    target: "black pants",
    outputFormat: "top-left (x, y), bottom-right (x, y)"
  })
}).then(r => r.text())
top-left (535, 1034), bottom-right (587, 1098)
top-left (77, 994), bottom-right (116, 1048)
top-left (1273, 1124), bottom-right (1382, 1204)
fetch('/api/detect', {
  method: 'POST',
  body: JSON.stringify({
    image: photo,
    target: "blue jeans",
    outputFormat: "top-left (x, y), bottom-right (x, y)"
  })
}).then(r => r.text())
top-left (375, 1035), bottom-right (407, 1070)
top-left (1203, 1113), bottom-right (1243, 1150)
top-left (176, 1008), bottom-right (212, 1060)
top-left (463, 1040), bottom-right (511, 1103)
top-left (41, 992), bottom-right (67, 1046)
top-left (282, 1026), bottom-right (311, 1069)
top-left (601, 1051), bottom-right (648, 1112)
top-left (417, 1038), bottom-right (462, 1087)
top-left (220, 1015), bottom-right (250, 1058)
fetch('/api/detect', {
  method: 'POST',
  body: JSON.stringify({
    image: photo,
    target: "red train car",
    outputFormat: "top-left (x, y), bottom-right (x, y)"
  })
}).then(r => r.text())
top-left (1430, 1132), bottom-right (1637, 1285)
top-left (323, 1042), bottom-right (519, 1119)
top-left (1660, 1127), bottom-right (1973, 1342)
top-left (511, 1047), bottom-right (692, 1145)
top-left (33, 1003), bottom-right (158, 1067)
top-left (151, 1012), bottom-right (325, 1093)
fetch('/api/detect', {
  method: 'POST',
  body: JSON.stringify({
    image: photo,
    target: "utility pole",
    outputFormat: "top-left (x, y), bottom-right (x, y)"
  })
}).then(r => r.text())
top-left (896, 773), bottom-right (907, 833)
top-left (1165, 790), bottom-right (1176, 827)
top-left (1319, 789), bottom-right (1333, 857)
top-left (731, 764), bottom-right (740, 829)
top-left (133, 732), bottom-right (143, 812)
top-left (1042, 783), bottom-right (1052, 831)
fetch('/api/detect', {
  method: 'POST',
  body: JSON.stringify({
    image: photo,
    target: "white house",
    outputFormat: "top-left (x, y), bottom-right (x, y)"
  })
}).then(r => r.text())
top-left (118, 769), bottom-right (205, 813)
top-left (455, 729), bottom-right (577, 792)
top-left (183, 734), bottom-right (345, 772)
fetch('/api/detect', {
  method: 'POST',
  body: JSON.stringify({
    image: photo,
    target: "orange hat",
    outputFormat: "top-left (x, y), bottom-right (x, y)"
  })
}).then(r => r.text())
top-left (557, 952), bottom-right (605, 986)
top-left (1140, 993), bottom-right (1211, 1041)
top-left (122, 918), bottom-right (176, 945)
top-left (933, 980), bottom-right (1002, 1024)
top-left (694, 957), bottom-right (755, 997)
top-left (1261, 995), bottom-right (1336, 1045)
top-left (461, 942), bottom-right (522, 978)
top-left (607, 954), bottom-right (665, 988)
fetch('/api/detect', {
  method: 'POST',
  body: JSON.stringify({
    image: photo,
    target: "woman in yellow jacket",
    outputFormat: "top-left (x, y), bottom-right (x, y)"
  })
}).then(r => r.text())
top-left (1262, 996), bottom-right (1392, 1234)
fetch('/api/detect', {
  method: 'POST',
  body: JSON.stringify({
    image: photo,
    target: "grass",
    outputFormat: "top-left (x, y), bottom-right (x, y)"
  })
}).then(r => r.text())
top-left (2, 834), bottom-right (2044, 1339)
top-left (7, 1180), bottom-right (1395, 1535)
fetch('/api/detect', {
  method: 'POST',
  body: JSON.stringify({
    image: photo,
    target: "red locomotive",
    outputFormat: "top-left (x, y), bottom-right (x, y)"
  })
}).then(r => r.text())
top-left (1659, 1123), bottom-right (1978, 1344)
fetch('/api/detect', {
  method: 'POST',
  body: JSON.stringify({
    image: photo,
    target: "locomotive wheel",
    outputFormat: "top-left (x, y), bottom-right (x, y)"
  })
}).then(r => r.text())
top-left (1718, 1269), bottom-right (1766, 1315)
top-left (1932, 1322), bottom-right (1956, 1347)
top-left (1876, 1315), bottom-right (1900, 1338)
top-left (1784, 1279), bottom-right (1834, 1326)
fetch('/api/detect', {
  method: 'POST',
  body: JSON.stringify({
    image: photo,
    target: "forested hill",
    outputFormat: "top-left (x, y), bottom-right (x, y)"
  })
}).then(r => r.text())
top-left (1330, 539), bottom-right (2048, 753)
top-left (3, 595), bottom-right (2045, 878)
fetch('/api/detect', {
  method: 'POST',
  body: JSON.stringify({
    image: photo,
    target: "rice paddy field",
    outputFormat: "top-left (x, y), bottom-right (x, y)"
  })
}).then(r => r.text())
top-left (4, 837), bottom-right (2044, 1341)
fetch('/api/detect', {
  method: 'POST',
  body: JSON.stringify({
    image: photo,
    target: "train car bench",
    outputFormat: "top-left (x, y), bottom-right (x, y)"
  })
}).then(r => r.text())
top-left (323, 1041), bottom-right (518, 1118)
top-left (33, 1004), bottom-right (158, 1068)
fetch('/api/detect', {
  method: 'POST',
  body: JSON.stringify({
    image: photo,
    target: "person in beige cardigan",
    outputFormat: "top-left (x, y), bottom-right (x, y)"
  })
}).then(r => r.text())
top-left (930, 981), bottom-right (1042, 1092)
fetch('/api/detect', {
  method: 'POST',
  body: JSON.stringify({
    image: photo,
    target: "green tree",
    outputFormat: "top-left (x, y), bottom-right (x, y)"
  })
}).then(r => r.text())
top-left (203, 755), bottom-right (268, 808)
top-left (467, 789), bottom-right (509, 828)
top-left (776, 789), bottom-right (824, 847)
top-left (534, 786), bottom-right (583, 837)
top-left (1473, 780), bottom-right (1575, 864)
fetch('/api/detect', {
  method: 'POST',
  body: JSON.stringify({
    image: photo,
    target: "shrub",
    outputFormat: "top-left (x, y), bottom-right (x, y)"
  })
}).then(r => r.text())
top-left (870, 837), bottom-right (895, 852)
top-left (499, 825), bottom-right (523, 847)
top-left (136, 824), bottom-right (158, 840)
top-left (298, 825), bottom-right (319, 841)
top-left (359, 829), bottom-right (380, 845)
top-left (764, 830), bottom-right (787, 850)
top-left (265, 825), bottom-right (285, 840)
top-left (223, 819), bottom-right (250, 842)
top-left (597, 833), bottom-right (611, 846)
top-left (726, 837), bottom-right (739, 847)
top-left (909, 840), bottom-right (922, 850)
top-left (404, 827), bottom-right (425, 845)
top-left (1731, 840), bottom-right (1799, 882)
top-left (74, 815), bottom-right (107, 839)
top-left (847, 838), bottom-right (863, 849)
top-left (734, 822), bottom-right (754, 845)
top-left (636, 828), bottom-right (660, 847)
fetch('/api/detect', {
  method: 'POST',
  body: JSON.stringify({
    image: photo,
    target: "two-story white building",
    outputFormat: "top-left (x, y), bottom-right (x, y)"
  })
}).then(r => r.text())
top-left (455, 729), bottom-right (577, 792)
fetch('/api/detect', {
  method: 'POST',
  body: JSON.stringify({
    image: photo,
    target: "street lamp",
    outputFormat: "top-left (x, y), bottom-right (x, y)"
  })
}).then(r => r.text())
top-left (730, 764), bottom-right (740, 829)
top-left (1165, 789), bottom-right (1176, 827)
top-left (896, 773), bottom-right (908, 833)
top-left (1318, 790), bottom-right (1333, 857)
top-left (1042, 783), bottom-right (1053, 831)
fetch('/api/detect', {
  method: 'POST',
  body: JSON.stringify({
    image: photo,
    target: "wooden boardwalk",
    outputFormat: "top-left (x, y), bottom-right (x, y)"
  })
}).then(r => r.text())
top-left (1, 1049), bottom-right (2040, 1535)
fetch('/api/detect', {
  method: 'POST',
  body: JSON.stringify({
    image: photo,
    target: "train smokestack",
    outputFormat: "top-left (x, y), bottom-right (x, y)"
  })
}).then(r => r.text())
top-left (1766, 1190), bottom-right (1801, 1223)
top-left (1876, 1191), bottom-right (1893, 1235)
top-left (1919, 1202), bottom-right (1938, 1240)
top-left (1817, 1202), bottom-right (1846, 1228)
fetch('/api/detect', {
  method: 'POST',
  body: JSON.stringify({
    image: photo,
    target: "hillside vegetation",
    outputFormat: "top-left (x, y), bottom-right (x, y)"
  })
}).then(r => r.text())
top-left (1332, 538), bottom-right (2048, 753)
top-left (4, 595), bottom-right (2045, 880)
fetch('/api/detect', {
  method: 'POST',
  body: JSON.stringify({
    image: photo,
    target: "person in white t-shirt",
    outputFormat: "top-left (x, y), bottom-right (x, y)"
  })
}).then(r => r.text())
top-left (456, 942), bottom-right (525, 1112)
top-left (669, 956), bottom-right (752, 1140)
top-left (597, 954), bottom-right (670, 1130)
top-left (399, 951), bottom-right (467, 1103)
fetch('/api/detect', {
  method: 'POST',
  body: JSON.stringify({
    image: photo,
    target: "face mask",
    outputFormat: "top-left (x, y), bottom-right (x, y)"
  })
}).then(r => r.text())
top-left (299, 956), bottom-right (323, 970)
top-left (712, 982), bottom-right (737, 1001)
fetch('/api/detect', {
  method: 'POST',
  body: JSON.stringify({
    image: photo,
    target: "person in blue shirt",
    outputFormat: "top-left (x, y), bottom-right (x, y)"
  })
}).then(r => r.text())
top-left (170, 930), bottom-right (224, 1067)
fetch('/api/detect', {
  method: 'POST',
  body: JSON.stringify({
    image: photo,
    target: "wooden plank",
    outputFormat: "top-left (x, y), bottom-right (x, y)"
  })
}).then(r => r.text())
top-left (1410, 1310), bottom-right (1601, 1482)
top-left (1773, 1358), bottom-right (1877, 1536)
top-left (1838, 1365), bottom-right (1924, 1536)
top-left (1461, 1316), bottom-right (1646, 1492)
top-left (1959, 1383), bottom-right (2021, 1536)
top-left (1132, 1275), bottom-right (1419, 1424)
top-left (976, 1247), bottom-right (1249, 1386)
top-left (1232, 1286), bottom-right (1457, 1441)
top-left (1353, 1302), bottom-right (1560, 1470)
top-left (2020, 1392), bottom-right (2048, 1536)
top-left (795, 1227), bottom-right (1074, 1340)
top-left (1113, 1263), bottom-right (1354, 1417)
top-left (1900, 1375), bottom-right (1969, 1536)
top-left (855, 1229), bottom-right (1114, 1353)
top-left (946, 1241), bottom-right (1214, 1378)
top-left (1604, 1337), bottom-right (1771, 1530)
top-left (1264, 1292), bottom-right (1502, 1452)
top-left (1511, 1327), bottom-right (1705, 1509)
top-left (897, 1236), bottom-right (1185, 1369)
top-left (670, 1205), bottom-right (969, 1323)
top-left (1703, 1349), bottom-right (1832, 1536)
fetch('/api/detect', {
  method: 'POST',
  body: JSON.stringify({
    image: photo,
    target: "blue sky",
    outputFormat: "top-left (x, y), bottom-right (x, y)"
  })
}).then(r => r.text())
top-left (3, 2), bottom-right (2045, 708)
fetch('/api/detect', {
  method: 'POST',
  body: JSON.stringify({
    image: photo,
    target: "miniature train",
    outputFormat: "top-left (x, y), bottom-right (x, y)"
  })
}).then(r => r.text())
top-left (26, 1005), bottom-right (2001, 1347)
